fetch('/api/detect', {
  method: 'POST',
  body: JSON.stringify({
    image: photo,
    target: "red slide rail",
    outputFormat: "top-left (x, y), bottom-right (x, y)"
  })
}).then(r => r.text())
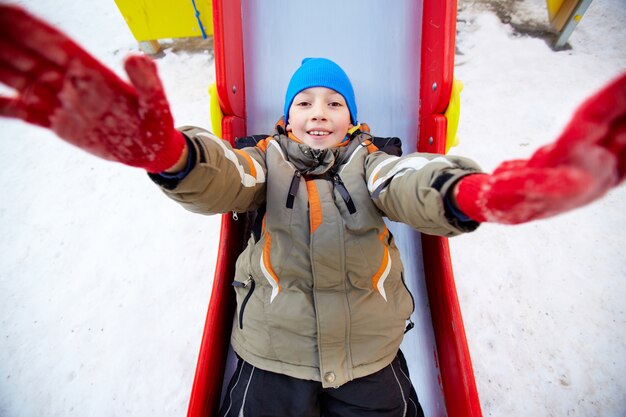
top-left (418, 1), bottom-right (482, 416)
top-left (186, 1), bottom-right (247, 416)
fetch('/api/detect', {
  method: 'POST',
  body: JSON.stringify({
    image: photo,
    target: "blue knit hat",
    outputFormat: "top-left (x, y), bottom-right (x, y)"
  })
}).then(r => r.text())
top-left (283, 58), bottom-right (358, 126)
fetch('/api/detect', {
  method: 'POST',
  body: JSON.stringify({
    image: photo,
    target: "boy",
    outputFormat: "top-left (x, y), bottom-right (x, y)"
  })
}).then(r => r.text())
top-left (155, 57), bottom-right (482, 417)
top-left (1, 5), bottom-right (625, 417)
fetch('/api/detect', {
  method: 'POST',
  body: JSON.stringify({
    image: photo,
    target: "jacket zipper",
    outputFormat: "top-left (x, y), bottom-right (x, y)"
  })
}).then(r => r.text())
top-left (232, 275), bottom-right (255, 330)
top-left (400, 272), bottom-right (415, 333)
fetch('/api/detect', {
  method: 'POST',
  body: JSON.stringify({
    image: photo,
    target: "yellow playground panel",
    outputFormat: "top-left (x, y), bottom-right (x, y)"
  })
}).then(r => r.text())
top-left (546, 0), bottom-right (593, 48)
top-left (114, 0), bottom-right (213, 42)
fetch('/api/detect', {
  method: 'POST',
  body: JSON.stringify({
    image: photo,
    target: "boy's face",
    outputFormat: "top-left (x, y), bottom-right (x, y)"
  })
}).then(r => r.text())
top-left (286, 87), bottom-right (353, 150)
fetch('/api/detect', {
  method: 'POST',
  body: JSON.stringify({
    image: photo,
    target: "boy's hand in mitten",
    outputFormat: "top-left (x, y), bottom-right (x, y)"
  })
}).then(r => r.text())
top-left (0, 5), bottom-right (186, 173)
top-left (454, 71), bottom-right (626, 225)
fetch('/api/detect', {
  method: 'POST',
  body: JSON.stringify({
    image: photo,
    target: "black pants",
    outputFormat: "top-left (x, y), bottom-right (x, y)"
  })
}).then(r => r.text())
top-left (219, 350), bottom-right (424, 417)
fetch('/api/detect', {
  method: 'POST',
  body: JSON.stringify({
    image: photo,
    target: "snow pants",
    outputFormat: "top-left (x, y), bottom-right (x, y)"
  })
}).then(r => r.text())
top-left (219, 350), bottom-right (424, 417)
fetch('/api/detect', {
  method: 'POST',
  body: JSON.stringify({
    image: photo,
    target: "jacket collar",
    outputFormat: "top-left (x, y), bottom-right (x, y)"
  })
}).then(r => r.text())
top-left (273, 121), bottom-right (370, 175)
top-left (272, 119), bottom-right (371, 175)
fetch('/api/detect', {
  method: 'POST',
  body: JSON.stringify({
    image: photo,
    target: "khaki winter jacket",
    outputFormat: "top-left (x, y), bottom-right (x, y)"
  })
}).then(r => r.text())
top-left (154, 125), bottom-right (481, 388)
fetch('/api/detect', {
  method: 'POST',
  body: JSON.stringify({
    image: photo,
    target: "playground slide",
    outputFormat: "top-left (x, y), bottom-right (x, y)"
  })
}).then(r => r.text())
top-left (188, 1), bottom-right (482, 416)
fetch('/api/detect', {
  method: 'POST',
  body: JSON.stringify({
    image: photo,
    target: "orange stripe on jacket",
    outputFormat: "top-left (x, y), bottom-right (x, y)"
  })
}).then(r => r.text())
top-left (371, 168), bottom-right (383, 184)
top-left (366, 142), bottom-right (379, 154)
top-left (336, 137), bottom-right (352, 147)
top-left (261, 216), bottom-right (282, 297)
top-left (233, 149), bottom-right (257, 178)
top-left (255, 136), bottom-right (273, 152)
top-left (305, 178), bottom-right (322, 234)
top-left (357, 134), bottom-right (379, 154)
top-left (371, 229), bottom-right (390, 293)
top-left (287, 132), bottom-right (304, 144)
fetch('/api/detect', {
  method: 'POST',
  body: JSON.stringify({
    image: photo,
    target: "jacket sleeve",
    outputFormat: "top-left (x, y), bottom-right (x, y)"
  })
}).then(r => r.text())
top-left (365, 150), bottom-right (483, 237)
top-left (150, 126), bottom-right (267, 215)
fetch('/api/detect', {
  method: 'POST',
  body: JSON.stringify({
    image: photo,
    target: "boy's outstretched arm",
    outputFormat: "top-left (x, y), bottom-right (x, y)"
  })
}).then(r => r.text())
top-left (0, 5), bottom-right (187, 174)
top-left (452, 72), bottom-right (626, 225)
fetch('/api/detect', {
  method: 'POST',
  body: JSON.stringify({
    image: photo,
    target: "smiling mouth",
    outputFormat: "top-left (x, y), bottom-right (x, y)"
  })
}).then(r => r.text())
top-left (307, 130), bottom-right (331, 137)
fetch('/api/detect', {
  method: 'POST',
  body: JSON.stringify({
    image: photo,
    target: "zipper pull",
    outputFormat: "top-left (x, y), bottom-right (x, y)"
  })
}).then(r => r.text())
top-left (404, 318), bottom-right (415, 334)
top-left (286, 170), bottom-right (301, 209)
top-left (232, 275), bottom-right (254, 288)
top-left (232, 211), bottom-right (239, 221)
top-left (333, 174), bottom-right (357, 214)
top-left (311, 149), bottom-right (322, 163)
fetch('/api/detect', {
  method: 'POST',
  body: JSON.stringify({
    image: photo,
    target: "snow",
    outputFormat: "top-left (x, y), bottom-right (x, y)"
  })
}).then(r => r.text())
top-left (0, 0), bottom-right (625, 416)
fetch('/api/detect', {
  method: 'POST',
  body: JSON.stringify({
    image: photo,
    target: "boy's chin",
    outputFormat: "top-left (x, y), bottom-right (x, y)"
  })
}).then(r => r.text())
top-left (306, 141), bottom-right (337, 150)
top-left (303, 135), bottom-right (342, 150)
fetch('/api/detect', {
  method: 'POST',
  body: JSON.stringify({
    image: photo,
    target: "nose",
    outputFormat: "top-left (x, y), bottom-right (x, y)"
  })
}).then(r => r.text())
top-left (310, 101), bottom-right (327, 121)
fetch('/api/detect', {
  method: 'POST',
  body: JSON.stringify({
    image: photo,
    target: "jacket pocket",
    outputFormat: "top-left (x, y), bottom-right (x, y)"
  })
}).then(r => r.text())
top-left (232, 275), bottom-right (256, 330)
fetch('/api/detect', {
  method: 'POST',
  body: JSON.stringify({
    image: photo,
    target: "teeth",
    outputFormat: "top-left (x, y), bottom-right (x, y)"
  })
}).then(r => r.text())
top-left (309, 130), bottom-right (330, 136)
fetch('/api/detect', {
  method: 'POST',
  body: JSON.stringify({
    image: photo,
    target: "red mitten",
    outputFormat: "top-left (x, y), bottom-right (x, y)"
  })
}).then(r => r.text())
top-left (0, 5), bottom-right (185, 173)
top-left (456, 71), bottom-right (626, 224)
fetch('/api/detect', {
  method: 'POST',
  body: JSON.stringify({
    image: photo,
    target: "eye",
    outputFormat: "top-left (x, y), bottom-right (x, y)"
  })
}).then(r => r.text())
top-left (295, 100), bottom-right (310, 107)
top-left (329, 101), bottom-right (344, 107)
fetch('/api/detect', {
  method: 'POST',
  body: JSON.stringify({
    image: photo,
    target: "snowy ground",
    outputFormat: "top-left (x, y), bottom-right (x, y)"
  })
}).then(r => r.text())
top-left (0, 0), bottom-right (625, 416)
